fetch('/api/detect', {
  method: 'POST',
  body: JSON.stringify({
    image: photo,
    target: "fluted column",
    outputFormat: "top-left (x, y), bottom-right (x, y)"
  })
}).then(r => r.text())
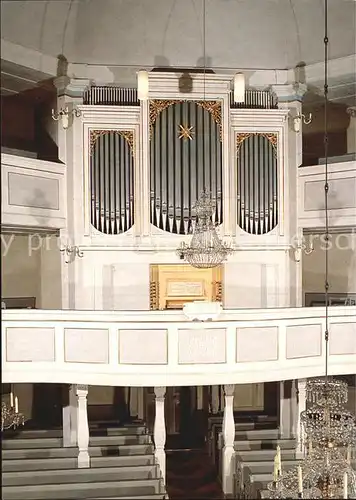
top-left (296, 378), bottom-right (306, 458)
top-left (222, 384), bottom-right (235, 497)
top-left (76, 384), bottom-right (90, 468)
top-left (154, 387), bottom-right (166, 483)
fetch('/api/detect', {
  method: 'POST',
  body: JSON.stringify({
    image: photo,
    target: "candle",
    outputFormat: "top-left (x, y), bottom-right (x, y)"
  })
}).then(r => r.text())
top-left (276, 445), bottom-right (282, 475)
top-left (347, 445), bottom-right (351, 465)
top-left (15, 396), bottom-right (18, 414)
top-left (10, 392), bottom-right (14, 407)
top-left (343, 471), bottom-right (348, 499)
top-left (298, 465), bottom-right (303, 494)
top-left (273, 455), bottom-right (278, 482)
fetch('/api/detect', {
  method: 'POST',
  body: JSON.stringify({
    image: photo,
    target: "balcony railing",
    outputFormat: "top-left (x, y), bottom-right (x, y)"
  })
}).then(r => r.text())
top-left (2, 306), bottom-right (355, 387)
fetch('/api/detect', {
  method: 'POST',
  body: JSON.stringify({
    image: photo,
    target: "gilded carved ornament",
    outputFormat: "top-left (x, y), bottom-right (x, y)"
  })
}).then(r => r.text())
top-left (89, 130), bottom-right (135, 157)
top-left (149, 99), bottom-right (222, 140)
top-left (236, 132), bottom-right (278, 157)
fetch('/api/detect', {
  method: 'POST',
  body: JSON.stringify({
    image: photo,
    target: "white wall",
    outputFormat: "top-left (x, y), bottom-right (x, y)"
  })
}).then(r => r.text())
top-left (1, 234), bottom-right (62, 309)
top-left (303, 232), bottom-right (356, 295)
top-left (1, 235), bottom-right (41, 304)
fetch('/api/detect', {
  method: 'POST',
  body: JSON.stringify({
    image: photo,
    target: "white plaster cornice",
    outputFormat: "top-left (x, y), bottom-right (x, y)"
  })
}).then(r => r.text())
top-left (271, 83), bottom-right (308, 102)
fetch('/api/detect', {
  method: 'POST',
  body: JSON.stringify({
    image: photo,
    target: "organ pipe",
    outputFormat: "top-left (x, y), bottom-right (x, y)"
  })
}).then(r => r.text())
top-left (149, 100), bottom-right (223, 235)
top-left (90, 131), bottom-right (134, 234)
top-left (236, 133), bottom-right (278, 235)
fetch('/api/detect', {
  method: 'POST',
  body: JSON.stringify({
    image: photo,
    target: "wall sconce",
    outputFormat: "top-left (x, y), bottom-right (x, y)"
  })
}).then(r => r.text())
top-left (137, 70), bottom-right (149, 101)
top-left (60, 245), bottom-right (84, 263)
top-left (234, 73), bottom-right (245, 103)
top-left (292, 112), bottom-right (312, 133)
top-left (293, 238), bottom-right (314, 262)
top-left (52, 107), bottom-right (81, 130)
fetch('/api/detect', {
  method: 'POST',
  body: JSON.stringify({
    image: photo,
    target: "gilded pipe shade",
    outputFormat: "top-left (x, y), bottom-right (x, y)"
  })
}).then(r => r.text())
top-left (236, 133), bottom-right (278, 235)
top-left (150, 100), bottom-right (223, 235)
top-left (90, 130), bottom-right (134, 234)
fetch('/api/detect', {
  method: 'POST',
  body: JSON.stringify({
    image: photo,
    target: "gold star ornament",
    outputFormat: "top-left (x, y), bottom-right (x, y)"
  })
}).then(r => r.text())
top-left (178, 125), bottom-right (194, 140)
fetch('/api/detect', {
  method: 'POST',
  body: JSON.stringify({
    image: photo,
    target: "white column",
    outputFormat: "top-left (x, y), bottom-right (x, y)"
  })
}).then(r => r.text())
top-left (137, 388), bottom-right (145, 420)
top-left (279, 380), bottom-right (292, 438)
top-left (154, 387), bottom-right (166, 483)
top-left (76, 385), bottom-right (90, 468)
top-left (291, 379), bottom-right (298, 438)
top-left (296, 378), bottom-right (307, 458)
top-left (140, 99), bottom-right (150, 237)
top-left (222, 384), bottom-right (235, 497)
top-left (62, 385), bottom-right (77, 447)
top-left (347, 107), bottom-right (356, 153)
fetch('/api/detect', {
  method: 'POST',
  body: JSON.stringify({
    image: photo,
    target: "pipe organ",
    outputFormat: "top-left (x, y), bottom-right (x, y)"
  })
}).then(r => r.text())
top-left (77, 76), bottom-right (289, 248)
top-left (236, 133), bottom-right (278, 235)
top-left (90, 131), bottom-right (135, 234)
top-left (149, 100), bottom-right (223, 234)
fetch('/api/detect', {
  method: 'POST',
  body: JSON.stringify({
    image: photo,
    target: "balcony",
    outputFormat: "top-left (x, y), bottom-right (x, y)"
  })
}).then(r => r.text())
top-left (2, 306), bottom-right (355, 387)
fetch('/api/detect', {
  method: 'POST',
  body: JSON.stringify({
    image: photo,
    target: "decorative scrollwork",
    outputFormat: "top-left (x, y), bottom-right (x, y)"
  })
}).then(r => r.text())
top-left (149, 99), bottom-right (222, 140)
top-left (213, 281), bottom-right (223, 302)
top-left (90, 130), bottom-right (134, 156)
top-left (236, 132), bottom-right (278, 157)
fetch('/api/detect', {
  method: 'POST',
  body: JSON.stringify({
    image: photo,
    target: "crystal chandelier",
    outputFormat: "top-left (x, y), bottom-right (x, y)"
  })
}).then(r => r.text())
top-left (176, 190), bottom-right (233, 269)
top-left (1, 392), bottom-right (25, 431)
top-left (266, 0), bottom-right (356, 497)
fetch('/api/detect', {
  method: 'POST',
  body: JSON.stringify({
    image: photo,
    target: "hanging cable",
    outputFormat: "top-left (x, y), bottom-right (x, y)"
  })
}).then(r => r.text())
top-left (323, 0), bottom-right (329, 382)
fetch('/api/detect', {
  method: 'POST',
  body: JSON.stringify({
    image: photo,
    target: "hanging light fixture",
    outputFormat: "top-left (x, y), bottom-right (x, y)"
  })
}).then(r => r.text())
top-left (137, 70), bottom-right (149, 100)
top-left (177, 190), bottom-right (233, 269)
top-left (234, 73), bottom-right (245, 103)
top-left (1, 389), bottom-right (25, 431)
top-left (267, 1), bottom-right (356, 498)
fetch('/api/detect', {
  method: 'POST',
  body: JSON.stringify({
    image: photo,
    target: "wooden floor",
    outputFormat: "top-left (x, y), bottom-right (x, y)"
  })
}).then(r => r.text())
top-left (166, 450), bottom-right (224, 499)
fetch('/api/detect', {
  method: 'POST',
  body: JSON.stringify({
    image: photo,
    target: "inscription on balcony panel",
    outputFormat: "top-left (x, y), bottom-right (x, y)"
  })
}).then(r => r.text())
top-left (236, 327), bottom-right (278, 362)
top-left (8, 172), bottom-right (60, 210)
top-left (329, 323), bottom-right (356, 355)
top-left (6, 328), bottom-right (55, 362)
top-left (64, 329), bottom-right (109, 363)
top-left (286, 324), bottom-right (321, 359)
top-left (119, 330), bottom-right (168, 364)
top-left (178, 328), bottom-right (226, 364)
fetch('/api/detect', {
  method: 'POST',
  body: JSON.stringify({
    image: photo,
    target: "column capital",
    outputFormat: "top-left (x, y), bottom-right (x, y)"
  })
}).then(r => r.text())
top-left (54, 77), bottom-right (93, 98)
top-left (224, 384), bottom-right (234, 397)
top-left (271, 83), bottom-right (308, 103)
top-left (154, 386), bottom-right (166, 400)
top-left (347, 106), bottom-right (356, 118)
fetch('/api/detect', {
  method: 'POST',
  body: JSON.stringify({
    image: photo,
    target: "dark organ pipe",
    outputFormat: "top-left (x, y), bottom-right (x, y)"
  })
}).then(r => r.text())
top-left (236, 134), bottom-right (278, 235)
top-left (150, 101), bottom-right (223, 235)
top-left (90, 131), bottom-right (134, 234)
top-left (83, 87), bottom-right (139, 106)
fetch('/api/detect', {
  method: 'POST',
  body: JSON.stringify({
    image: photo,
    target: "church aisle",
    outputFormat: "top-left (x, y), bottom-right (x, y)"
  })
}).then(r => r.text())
top-left (166, 450), bottom-right (223, 499)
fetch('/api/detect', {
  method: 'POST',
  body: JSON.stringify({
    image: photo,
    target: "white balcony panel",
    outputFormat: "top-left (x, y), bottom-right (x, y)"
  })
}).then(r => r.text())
top-left (6, 327), bottom-right (55, 362)
top-left (178, 328), bottom-right (226, 365)
top-left (329, 322), bottom-right (356, 355)
top-left (119, 329), bottom-right (168, 365)
top-left (1, 153), bottom-right (66, 229)
top-left (64, 328), bottom-right (109, 364)
top-left (2, 307), bottom-right (355, 387)
top-left (236, 327), bottom-right (278, 362)
top-left (286, 324), bottom-right (322, 359)
top-left (298, 161), bottom-right (356, 230)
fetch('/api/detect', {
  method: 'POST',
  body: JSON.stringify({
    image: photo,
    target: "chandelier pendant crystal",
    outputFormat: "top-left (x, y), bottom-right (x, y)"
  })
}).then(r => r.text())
top-left (176, 190), bottom-right (233, 269)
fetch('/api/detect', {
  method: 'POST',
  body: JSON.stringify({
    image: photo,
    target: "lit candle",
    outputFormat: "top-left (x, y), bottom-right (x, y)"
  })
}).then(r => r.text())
top-left (343, 471), bottom-right (348, 499)
top-left (273, 455), bottom-right (278, 482)
top-left (298, 465), bottom-right (303, 494)
top-left (347, 445), bottom-right (351, 465)
top-left (10, 392), bottom-right (14, 407)
top-left (276, 445), bottom-right (282, 475)
top-left (15, 396), bottom-right (18, 414)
